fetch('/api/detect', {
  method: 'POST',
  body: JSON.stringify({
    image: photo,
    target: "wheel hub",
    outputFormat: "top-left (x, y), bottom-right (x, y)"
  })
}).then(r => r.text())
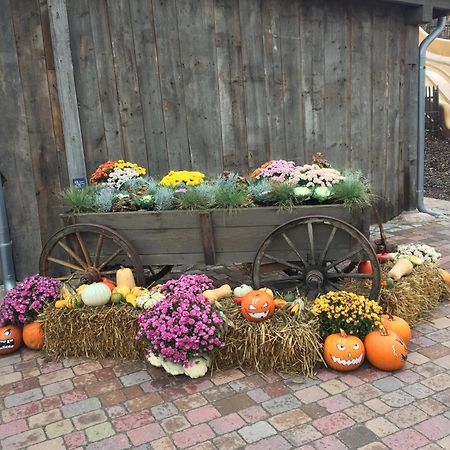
top-left (81, 267), bottom-right (102, 284)
top-left (305, 269), bottom-right (324, 289)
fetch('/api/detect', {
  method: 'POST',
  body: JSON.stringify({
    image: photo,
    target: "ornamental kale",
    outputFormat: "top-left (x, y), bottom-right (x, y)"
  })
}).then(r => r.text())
top-left (0, 275), bottom-right (62, 326)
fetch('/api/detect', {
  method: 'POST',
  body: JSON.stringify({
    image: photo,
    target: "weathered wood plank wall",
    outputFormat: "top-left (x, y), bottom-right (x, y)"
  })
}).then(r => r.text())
top-left (0, 0), bottom-right (419, 279)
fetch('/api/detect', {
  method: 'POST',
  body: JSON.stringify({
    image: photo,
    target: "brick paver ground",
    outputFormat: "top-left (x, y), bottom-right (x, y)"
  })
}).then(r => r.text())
top-left (1, 199), bottom-right (450, 449)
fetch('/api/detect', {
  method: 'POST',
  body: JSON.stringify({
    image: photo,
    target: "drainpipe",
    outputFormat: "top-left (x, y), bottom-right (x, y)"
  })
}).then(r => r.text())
top-left (0, 178), bottom-right (16, 292)
top-left (417, 16), bottom-right (447, 217)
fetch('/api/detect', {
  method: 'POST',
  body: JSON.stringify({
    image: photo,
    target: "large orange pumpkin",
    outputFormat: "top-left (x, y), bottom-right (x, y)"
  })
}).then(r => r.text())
top-left (22, 322), bottom-right (45, 350)
top-left (364, 327), bottom-right (407, 371)
top-left (323, 330), bottom-right (365, 371)
top-left (241, 290), bottom-right (275, 322)
top-left (0, 325), bottom-right (23, 355)
top-left (381, 314), bottom-right (411, 344)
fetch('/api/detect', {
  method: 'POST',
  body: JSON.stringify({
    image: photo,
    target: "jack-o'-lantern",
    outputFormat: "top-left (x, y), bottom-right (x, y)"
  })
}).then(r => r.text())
top-left (323, 330), bottom-right (365, 371)
top-left (0, 325), bottom-right (23, 355)
top-left (241, 290), bottom-right (275, 322)
top-left (364, 327), bottom-right (407, 371)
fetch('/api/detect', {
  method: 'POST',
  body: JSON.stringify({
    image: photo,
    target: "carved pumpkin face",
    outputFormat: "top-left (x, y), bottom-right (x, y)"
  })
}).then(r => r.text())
top-left (241, 291), bottom-right (275, 322)
top-left (364, 328), bottom-right (408, 371)
top-left (0, 325), bottom-right (23, 355)
top-left (323, 330), bottom-right (365, 371)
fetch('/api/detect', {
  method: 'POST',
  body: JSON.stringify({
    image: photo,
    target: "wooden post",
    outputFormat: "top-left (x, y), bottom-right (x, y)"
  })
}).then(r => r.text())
top-left (48, 0), bottom-right (87, 187)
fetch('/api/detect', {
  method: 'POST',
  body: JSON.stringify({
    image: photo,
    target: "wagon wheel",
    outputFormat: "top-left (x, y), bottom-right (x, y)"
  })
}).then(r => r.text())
top-left (252, 216), bottom-right (381, 300)
top-left (39, 224), bottom-right (145, 286)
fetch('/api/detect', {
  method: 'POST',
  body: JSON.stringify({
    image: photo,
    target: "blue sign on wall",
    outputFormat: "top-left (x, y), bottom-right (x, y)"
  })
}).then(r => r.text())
top-left (73, 177), bottom-right (87, 189)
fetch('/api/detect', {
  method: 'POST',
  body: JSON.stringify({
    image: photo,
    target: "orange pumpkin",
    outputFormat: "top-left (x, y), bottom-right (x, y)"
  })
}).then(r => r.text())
top-left (364, 327), bottom-right (407, 371)
top-left (102, 277), bottom-right (116, 292)
top-left (323, 330), bottom-right (365, 371)
top-left (438, 268), bottom-right (450, 286)
top-left (22, 322), bottom-right (45, 350)
top-left (0, 325), bottom-right (23, 355)
top-left (381, 314), bottom-right (412, 344)
top-left (241, 290), bottom-right (275, 322)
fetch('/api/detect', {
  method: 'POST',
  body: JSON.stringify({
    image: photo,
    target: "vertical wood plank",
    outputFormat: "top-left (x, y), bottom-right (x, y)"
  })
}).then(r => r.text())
top-left (11, 0), bottom-right (65, 244)
top-left (152, 0), bottom-right (191, 170)
top-left (239, 0), bottom-right (270, 168)
top-left (89, 0), bottom-right (124, 161)
top-left (0, 0), bottom-right (42, 277)
top-left (67, 0), bottom-right (108, 175)
top-left (176, 0), bottom-right (223, 173)
top-left (129, 0), bottom-right (169, 177)
top-left (48, 0), bottom-right (87, 186)
top-left (214, 0), bottom-right (248, 172)
top-left (106, 0), bottom-right (147, 167)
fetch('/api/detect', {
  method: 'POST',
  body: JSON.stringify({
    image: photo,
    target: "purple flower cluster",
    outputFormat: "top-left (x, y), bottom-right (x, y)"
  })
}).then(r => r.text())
top-left (255, 160), bottom-right (298, 182)
top-left (0, 274), bottom-right (62, 326)
top-left (137, 274), bottom-right (224, 365)
top-left (161, 274), bottom-right (214, 298)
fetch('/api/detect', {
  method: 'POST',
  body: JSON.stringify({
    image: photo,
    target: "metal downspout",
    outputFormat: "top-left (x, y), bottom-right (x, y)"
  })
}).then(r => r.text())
top-left (417, 16), bottom-right (447, 217)
top-left (0, 179), bottom-right (16, 292)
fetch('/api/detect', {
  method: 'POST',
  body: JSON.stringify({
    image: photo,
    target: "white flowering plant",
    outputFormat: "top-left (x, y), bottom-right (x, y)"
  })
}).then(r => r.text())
top-left (397, 243), bottom-right (441, 264)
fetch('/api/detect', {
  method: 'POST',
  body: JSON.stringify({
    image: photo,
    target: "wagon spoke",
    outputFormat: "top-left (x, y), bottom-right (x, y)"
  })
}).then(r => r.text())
top-left (76, 232), bottom-right (92, 267)
top-left (94, 233), bottom-right (104, 267)
top-left (260, 275), bottom-right (305, 285)
top-left (318, 226), bottom-right (337, 266)
top-left (47, 256), bottom-right (85, 272)
top-left (307, 222), bottom-right (315, 265)
top-left (99, 270), bottom-right (118, 276)
top-left (327, 272), bottom-right (373, 279)
top-left (281, 233), bottom-right (306, 265)
top-left (324, 280), bottom-right (342, 291)
top-left (326, 248), bottom-right (361, 271)
top-left (264, 253), bottom-right (304, 271)
top-left (57, 241), bottom-right (88, 269)
top-left (97, 248), bottom-right (123, 271)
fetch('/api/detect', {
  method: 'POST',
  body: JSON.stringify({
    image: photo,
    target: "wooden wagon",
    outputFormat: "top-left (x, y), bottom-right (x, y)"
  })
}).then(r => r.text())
top-left (39, 205), bottom-right (381, 300)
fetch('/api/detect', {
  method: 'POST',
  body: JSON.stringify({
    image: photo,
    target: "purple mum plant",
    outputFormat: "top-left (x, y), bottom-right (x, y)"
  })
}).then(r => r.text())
top-left (0, 274), bottom-right (62, 326)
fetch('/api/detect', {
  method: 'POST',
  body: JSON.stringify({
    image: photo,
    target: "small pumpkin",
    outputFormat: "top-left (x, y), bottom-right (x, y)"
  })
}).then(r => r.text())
top-left (323, 330), bottom-right (365, 371)
top-left (116, 267), bottom-right (136, 289)
top-left (233, 284), bottom-right (253, 298)
top-left (22, 322), bottom-right (45, 350)
top-left (381, 314), bottom-right (412, 344)
top-left (357, 261), bottom-right (373, 274)
top-left (241, 290), bottom-right (275, 322)
top-left (0, 325), bottom-right (22, 354)
top-left (438, 268), bottom-right (450, 286)
top-left (112, 285), bottom-right (131, 298)
top-left (81, 282), bottom-right (111, 306)
top-left (55, 299), bottom-right (67, 309)
top-left (102, 277), bottom-right (116, 292)
top-left (364, 327), bottom-right (407, 371)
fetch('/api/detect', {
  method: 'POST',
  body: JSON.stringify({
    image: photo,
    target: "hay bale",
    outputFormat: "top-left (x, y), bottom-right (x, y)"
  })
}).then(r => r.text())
top-left (214, 300), bottom-right (323, 376)
top-left (38, 305), bottom-right (146, 360)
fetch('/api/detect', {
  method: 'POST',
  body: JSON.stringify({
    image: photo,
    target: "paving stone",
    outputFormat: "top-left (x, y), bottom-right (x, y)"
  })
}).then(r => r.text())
top-left (28, 408), bottom-right (62, 428)
top-left (437, 436), bottom-right (450, 449)
top-left (416, 398), bottom-right (448, 416)
top-left (365, 417), bottom-right (400, 437)
top-left (0, 429), bottom-right (46, 450)
top-left (414, 415), bottom-right (450, 440)
top-left (246, 388), bottom-right (271, 403)
top-left (403, 382), bottom-right (436, 399)
top-left (61, 397), bottom-right (102, 418)
top-left (38, 368), bottom-right (74, 386)
top-left (149, 436), bottom-right (176, 449)
top-left (237, 420), bottom-right (277, 444)
top-left (27, 437), bottom-right (66, 450)
top-left (294, 385), bottom-right (328, 404)
top-left (312, 435), bottom-right (347, 450)
top-left (237, 405), bottom-right (269, 423)
top-left (429, 317), bottom-right (450, 329)
top-left (434, 354), bottom-right (450, 369)
top-left (63, 430), bottom-right (87, 449)
top-left (127, 422), bottom-right (165, 446)
top-left (344, 404), bottom-right (378, 423)
top-left (173, 393), bottom-right (208, 412)
top-left (183, 378), bottom-right (214, 395)
top-left (161, 415), bottom-right (191, 434)
top-left (228, 375), bottom-right (265, 393)
top-left (120, 370), bottom-right (152, 387)
top-left (245, 434), bottom-right (292, 450)
top-left (344, 384), bottom-right (382, 403)
top-left (210, 368), bottom-right (245, 385)
top-left (72, 409), bottom-right (107, 430)
top-left (433, 387), bottom-right (450, 406)
top-left (422, 372), bottom-right (450, 391)
top-left (372, 376), bottom-right (405, 392)
top-left (125, 392), bottom-right (164, 412)
top-left (214, 393), bottom-right (256, 416)
top-left (61, 389), bottom-right (88, 405)
top-left (414, 362), bottom-right (446, 378)
top-left (4, 387), bottom-right (43, 408)
top-left (407, 352), bottom-right (430, 365)
top-left (338, 373), bottom-right (365, 387)
top-left (413, 323), bottom-right (438, 334)
top-left (268, 408), bottom-right (310, 431)
top-left (386, 404), bottom-right (429, 429)
top-left (151, 402), bottom-right (178, 420)
top-left (208, 412), bottom-right (245, 435)
top-left (319, 379), bottom-right (349, 395)
top-left (45, 418), bottom-right (74, 439)
top-left (112, 410), bottom-right (154, 433)
top-left (313, 412), bottom-right (355, 435)
top-left (0, 418), bottom-right (27, 439)
top-left (382, 429), bottom-right (430, 450)
top-left (41, 395), bottom-right (63, 411)
top-left (213, 431), bottom-right (246, 450)
top-left (172, 423), bottom-right (215, 449)
top-left (358, 443), bottom-right (390, 450)
top-left (99, 390), bottom-right (127, 407)
top-left (283, 376), bottom-right (319, 391)
top-left (300, 403), bottom-right (329, 420)
top-left (394, 369), bottom-right (422, 384)
top-left (419, 344), bottom-right (450, 359)
top-left (427, 329), bottom-right (450, 343)
top-left (364, 398), bottom-right (393, 414)
top-left (185, 404), bottom-right (221, 425)
top-left (85, 421), bottom-right (115, 442)
top-left (380, 389), bottom-right (415, 407)
top-left (263, 382), bottom-right (290, 398)
top-left (261, 393), bottom-right (301, 415)
top-left (282, 424), bottom-right (322, 446)
top-left (1, 402), bottom-right (43, 423)
top-left (317, 393), bottom-right (353, 413)
top-left (73, 361), bottom-right (103, 376)
top-left (202, 385), bottom-right (235, 402)
top-left (0, 371), bottom-right (21, 387)
top-left (86, 433), bottom-right (131, 450)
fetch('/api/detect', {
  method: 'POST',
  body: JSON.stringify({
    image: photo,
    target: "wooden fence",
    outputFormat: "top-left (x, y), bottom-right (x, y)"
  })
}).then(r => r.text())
top-left (1, 0), bottom-right (420, 278)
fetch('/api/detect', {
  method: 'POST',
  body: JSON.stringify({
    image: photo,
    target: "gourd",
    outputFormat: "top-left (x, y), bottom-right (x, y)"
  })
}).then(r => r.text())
top-left (160, 359), bottom-right (185, 376)
top-left (147, 351), bottom-right (162, 367)
top-left (112, 285), bottom-right (131, 298)
top-left (387, 258), bottom-right (414, 281)
top-left (364, 327), bottom-right (407, 371)
top-left (184, 357), bottom-right (208, 379)
top-left (438, 268), bottom-right (450, 286)
top-left (22, 322), bottom-right (45, 350)
top-left (241, 290), bottom-right (275, 322)
top-left (233, 284), bottom-right (253, 298)
top-left (116, 267), bottom-right (136, 289)
top-left (258, 287), bottom-right (274, 297)
top-left (323, 330), bottom-right (365, 371)
top-left (81, 282), bottom-right (111, 306)
top-left (102, 278), bottom-right (116, 291)
top-left (0, 325), bottom-right (22, 354)
top-left (381, 314), bottom-right (412, 344)
top-left (202, 284), bottom-right (232, 304)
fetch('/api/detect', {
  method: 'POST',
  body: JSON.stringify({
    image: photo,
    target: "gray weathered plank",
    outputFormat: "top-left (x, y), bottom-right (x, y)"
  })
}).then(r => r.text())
top-left (48, 0), bottom-right (87, 186)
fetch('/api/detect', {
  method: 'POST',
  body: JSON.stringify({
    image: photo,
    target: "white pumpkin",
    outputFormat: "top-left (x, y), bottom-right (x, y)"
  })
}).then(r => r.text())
top-left (81, 283), bottom-right (111, 306)
top-left (184, 357), bottom-right (208, 379)
top-left (161, 359), bottom-right (185, 376)
top-left (147, 351), bottom-right (162, 367)
top-left (233, 284), bottom-right (253, 298)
